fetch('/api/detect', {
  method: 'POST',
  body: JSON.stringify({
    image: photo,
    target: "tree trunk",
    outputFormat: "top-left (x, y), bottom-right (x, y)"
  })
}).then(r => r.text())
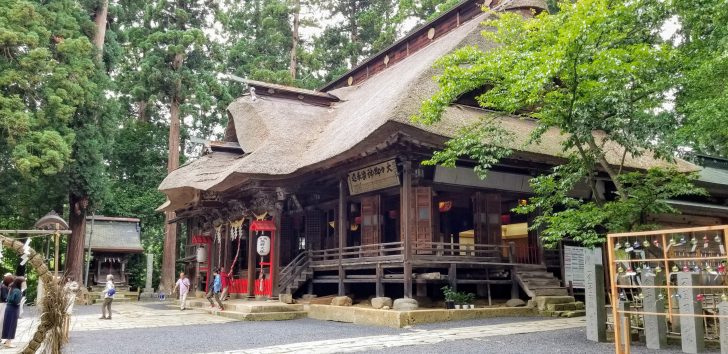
top-left (137, 101), bottom-right (148, 122)
top-left (93, 0), bottom-right (109, 63)
top-left (66, 194), bottom-right (87, 282)
top-left (161, 53), bottom-right (184, 292)
top-left (348, 1), bottom-right (358, 68)
top-left (289, 0), bottom-right (300, 80)
top-left (64, 0), bottom-right (108, 284)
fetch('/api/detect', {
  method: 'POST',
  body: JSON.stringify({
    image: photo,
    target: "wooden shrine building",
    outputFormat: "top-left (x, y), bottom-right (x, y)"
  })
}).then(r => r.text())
top-left (157, 0), bottom-right (711, 301)
top-left (84, 216), bottom-right (144, 285)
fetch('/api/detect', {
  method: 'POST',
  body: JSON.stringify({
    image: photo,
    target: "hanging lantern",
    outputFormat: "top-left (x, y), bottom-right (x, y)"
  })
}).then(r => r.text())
top-left (256, 235), bottom-right (271, 256)
top-left (718, 263), bottom-right (726, 274)
top-left (638, 292), bottom-right (645, 300)
top-left (623, 241), bottom-right (631, 249)
top-left (617, 265), bottom-right (625, 274)
top-left (690, 237), bottom-right (698, 246)
top-left (697, 294), bottom-right (705, 302)
top-left (683, 265), bottom-right (690, 272)
top-left (438, 201), bottom-right (453, 213)
top-left (642, 239), bottom-right (651, 248)
top-left (633, 241), bottom-right (641, 249)
top-left (715, 234), bottom-right (723, 243)
top-left (653, 239), bottom-right (660, 248)
top-left (694, 264), bottom-right (702, 272)
top-left (655, 265), bottom-right (662, 273)
top-left (722, 293), bottom-right (728, 302)
top-left (672, 264), bottom-right (679, 273)
top-left (615, 242), bottom-right (622, 250)
top-left (680, 235), bottom-right (687, 244)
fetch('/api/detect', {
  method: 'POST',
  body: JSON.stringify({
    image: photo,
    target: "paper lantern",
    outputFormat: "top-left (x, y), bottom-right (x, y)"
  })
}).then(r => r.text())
top-left (257, 235), bottom-right (271, 256)
top-left (438, 201), bottom-right (452, 213)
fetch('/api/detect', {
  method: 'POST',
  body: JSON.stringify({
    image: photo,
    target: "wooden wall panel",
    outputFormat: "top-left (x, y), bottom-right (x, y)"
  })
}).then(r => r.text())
top-left (305, 209), bottom-right (324, 251)
top-left (361, 195), bottom-right (381, 254)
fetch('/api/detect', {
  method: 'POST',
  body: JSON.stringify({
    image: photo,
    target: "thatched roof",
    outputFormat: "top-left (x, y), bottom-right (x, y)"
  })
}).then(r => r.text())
top-left (159, 1), bottom-right (697, 209)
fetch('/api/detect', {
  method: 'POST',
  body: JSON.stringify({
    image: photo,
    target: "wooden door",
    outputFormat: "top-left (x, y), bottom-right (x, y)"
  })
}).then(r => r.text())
top-left (473, 192), bottom-right (502, 245)
top-left (414, 187), bottom-right (433, 254)
top-left (360, 195), bottom-right (381, 256)
top-left (305, 209), bottom-right (324, 251)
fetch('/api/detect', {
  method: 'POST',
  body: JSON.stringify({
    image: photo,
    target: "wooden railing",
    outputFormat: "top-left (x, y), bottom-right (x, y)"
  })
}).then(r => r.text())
top-left (309, 242), bottom-right (404, 265)
top-left (278, 251), bottom-right (310, 292)
top-left (305, 241), bottom-right (540, 266)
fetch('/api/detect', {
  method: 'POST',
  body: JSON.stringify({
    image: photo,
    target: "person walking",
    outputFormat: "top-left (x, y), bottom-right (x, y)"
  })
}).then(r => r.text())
top-left (173, 272), bottom-right (190, 310)
top-left (100, 274), bottom-right (115, 320)
top-left (2, 276), bottom-right (24, 348)
top-left (220, 267), bottom-right (231, 301)
top-left (205, 268), bottom-right (224, 311)
top-left (0, 274), bottom-right (14, 342)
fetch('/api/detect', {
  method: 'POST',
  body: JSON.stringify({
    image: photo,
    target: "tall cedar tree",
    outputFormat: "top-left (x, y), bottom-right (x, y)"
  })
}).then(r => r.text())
top-left (123, 0), bottom-right (229, 291)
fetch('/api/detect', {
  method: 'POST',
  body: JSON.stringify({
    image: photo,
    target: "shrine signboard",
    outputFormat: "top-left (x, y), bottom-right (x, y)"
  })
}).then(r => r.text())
top-left (347, 160), bottom-right (400, 195)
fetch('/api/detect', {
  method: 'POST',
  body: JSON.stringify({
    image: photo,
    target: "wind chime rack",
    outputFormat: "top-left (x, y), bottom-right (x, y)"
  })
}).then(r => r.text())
top-left (607, 224), bottom-right (728, 354)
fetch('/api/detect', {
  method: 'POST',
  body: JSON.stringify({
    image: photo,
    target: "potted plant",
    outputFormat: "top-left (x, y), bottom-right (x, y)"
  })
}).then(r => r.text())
top-left (463, 293), bottom-right (475, 309)
top-left (441, 286), bottom-right (456, 309)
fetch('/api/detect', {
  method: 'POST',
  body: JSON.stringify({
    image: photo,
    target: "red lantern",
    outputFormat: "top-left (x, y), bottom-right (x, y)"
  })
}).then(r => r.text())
top-left (438, 201), bottom-right (452, 213)
top-left (719, 264), bottom-right (726, 274)
top-left (697, 294), bottom-right (705, 302)
top-left (500, 214), bottom-right (511, 224)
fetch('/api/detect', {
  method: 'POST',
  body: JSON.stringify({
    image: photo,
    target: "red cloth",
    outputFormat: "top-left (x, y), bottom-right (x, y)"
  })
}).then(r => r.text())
top-left (221, 272), bottom-right (230, 287)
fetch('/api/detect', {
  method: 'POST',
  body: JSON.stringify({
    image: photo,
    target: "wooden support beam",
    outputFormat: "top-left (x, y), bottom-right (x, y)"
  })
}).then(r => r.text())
top-left (272, 202), bottom-right (283, 297)
top-left (247, 218), bottom-right (255, 297)
top-left (376, 263), bottom-right (384, 297)
top-left (448, 263), bottom-right (457, 291)
top-left (509, 241), bottom-right (519, 299)
top-left (338, 179), bottom-right (347, 296)
top-left (401, 160), bottom-right (413, 298)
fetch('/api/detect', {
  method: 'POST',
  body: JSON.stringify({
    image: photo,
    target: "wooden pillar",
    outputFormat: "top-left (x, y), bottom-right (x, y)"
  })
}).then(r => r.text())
top-left (448, 263), bottom-right (457, 291)
top-left (338, 179), bottom-right (348, 296)
top-left (376, 263), bottom-right (383, 297)
top-left (247, 218), bottom-right (255, 297)
top-left (508, 241), bottom-right (519, 299)
top-left (272, 201), bottom-right (283, 297)
top-left (401, 161), bottom-right (413, 298)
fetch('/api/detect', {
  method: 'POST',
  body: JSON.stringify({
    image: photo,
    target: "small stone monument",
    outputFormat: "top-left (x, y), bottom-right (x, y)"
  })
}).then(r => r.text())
top-left (584, 248), bottom-right (606, 342)
top-left (140, 253), bottom-right (155, 299)
top-left (677, 273), bottom-right (704, 354)
top-left (642, 271), bottom-right (667, 349)
top-left (719, 302), bottom-right (728, 354)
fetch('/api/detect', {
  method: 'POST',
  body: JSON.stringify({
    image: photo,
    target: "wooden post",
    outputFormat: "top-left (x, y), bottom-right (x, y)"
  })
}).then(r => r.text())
top-left (54, 229), bottom-right (60, 277)
top-left (508, 241), bottom-right (518, 299)
top-left (338, 179), bottom-right (347, 296)
top-left (607, 234), bottom-right (622, 354)
top-left (247, 218), bottom-right (255, 297)
top-left (448, 263), bottom-right (457, 291)
top-left (401, 161), bottom-right (413, 298)
top-left (272, 201), bottom-right (283, 297)
top-left (376, 263), bottom-right (383, 297)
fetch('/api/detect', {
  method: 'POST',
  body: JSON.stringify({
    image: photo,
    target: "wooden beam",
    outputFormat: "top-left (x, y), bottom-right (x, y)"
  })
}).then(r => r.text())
top-left (402, 160), bottom-right (413, 298)
top-left (247, 218), bottom-right (255, 297)
top-left (376, 263), bottom-right (383, 297)
top-left (272, 202), bottom-right (283, 297)
top-left (338, 179), bottom-right (347, 296)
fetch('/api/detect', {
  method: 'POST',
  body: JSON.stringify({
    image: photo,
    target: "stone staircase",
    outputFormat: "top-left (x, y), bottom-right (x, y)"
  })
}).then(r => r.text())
top-left (88, 285), bottom-right (138, 304)
top-left (515, 265), bottom-right (585, 318)
top-left (177, 298), bottom-right (307, 321)
top-left (515, 266), bottom-right (569, 297)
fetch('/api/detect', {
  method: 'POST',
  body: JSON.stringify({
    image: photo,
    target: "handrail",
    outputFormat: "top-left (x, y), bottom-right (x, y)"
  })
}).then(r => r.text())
top-left (278, 251), bottom-right (311, 292)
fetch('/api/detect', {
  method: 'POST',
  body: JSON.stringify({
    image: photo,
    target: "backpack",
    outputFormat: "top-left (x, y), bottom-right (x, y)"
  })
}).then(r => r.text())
top-left (107, 288), bottom-right (116, 297)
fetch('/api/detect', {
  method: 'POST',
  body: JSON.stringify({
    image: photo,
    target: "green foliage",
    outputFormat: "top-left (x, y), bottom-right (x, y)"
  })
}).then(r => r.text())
top-left (673, 2), bottom-right (728, 157)
top-left (416, 0), bottom-right (708, 247)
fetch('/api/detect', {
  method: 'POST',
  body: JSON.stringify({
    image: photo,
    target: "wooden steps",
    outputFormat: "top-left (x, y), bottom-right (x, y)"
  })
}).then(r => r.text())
top-left (176, 299), bottom-right (306, 321)
top-left (515, 266), bottom-right (569, 298)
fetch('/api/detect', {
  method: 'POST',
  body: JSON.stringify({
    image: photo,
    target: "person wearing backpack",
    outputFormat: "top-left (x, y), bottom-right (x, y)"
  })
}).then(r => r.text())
top-left (100, 274), bottom-right (115, 320)
top-left (2, 276), bottom-right (24, 348)
top-left (205, 268), bottom-right (224, 311)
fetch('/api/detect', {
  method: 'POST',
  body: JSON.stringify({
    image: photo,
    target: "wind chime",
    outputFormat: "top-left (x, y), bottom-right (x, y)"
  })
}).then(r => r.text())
top-left (616, 232), bottom-right (728, 302)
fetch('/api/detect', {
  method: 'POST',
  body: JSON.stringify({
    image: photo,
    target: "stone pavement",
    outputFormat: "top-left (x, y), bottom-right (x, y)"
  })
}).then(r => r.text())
top-left (69, 303), bottom-right (235, 332)
top-left (208, 317), bottom-right (586, 354)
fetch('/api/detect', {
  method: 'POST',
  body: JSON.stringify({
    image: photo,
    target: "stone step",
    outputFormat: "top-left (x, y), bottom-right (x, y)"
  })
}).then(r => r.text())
top-left (546, 302), bottom-right (585, 312)
top-left (206, 309), bottom-right (307, 321)
top-left (543, 309), bottom-right (586, 318)
top-left (518, 271), bottom-right (555, 278)
top-left (183, 299), bottom-right (304, 313)
top-left (524, 279), bottom-right (561, 287)
top-left (533, 295), bottom-right (576, 311)
top-left (92, 297), bottom-right (133, 304)
top-left (532, 288), bottom-right (569, 296)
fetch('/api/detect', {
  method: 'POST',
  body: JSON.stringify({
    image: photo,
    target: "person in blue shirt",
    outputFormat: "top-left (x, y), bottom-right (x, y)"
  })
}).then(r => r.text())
top-left (2, 276), bottom-right (24, 348)
top-left (206, 268), bottom-right (224, 311)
